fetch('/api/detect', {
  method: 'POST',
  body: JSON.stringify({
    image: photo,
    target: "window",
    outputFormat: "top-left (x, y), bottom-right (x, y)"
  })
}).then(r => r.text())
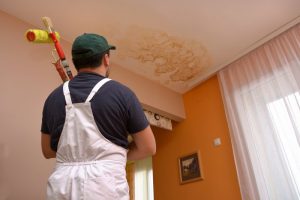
top-left (267, 91), bottom-right (300, 193)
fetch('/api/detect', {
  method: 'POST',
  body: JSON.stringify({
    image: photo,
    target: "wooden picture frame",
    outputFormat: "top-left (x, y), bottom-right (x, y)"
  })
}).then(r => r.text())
top-left (178, 151), bottom-right (204, 184)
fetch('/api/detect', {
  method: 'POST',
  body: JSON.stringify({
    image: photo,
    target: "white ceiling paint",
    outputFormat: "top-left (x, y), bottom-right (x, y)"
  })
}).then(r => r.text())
top-left (1, 0), bottom-right (299, 93)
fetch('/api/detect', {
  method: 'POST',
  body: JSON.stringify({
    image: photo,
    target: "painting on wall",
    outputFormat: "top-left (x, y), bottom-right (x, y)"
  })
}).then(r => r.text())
top-left (178, 151), bottom-right (204, 184)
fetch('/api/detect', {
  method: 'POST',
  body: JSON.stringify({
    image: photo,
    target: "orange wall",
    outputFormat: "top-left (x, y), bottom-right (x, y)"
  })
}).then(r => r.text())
top-left (152, 76), bottom-right (241, 200)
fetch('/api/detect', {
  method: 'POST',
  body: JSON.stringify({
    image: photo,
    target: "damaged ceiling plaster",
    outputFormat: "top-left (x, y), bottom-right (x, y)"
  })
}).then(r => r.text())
top-left (112, 26), bottom-right (212, 92)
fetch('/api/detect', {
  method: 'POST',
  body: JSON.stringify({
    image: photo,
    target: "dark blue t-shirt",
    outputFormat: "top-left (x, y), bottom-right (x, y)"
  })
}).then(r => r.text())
top-left (41, 72), bottom-right (149, 151)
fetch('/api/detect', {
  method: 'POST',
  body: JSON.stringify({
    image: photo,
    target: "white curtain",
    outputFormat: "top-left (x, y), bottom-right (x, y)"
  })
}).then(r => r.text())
top-left (134, 157), bottom-right (154, 200)
top-left (218, 23), bottom-right (300, 199)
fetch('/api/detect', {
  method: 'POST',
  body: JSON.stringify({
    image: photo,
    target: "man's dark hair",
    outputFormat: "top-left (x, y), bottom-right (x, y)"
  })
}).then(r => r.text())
top-left (72, 50), bottom-right (110, 71)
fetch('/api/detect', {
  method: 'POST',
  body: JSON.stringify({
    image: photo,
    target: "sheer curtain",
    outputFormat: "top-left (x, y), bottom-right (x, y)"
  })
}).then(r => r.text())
top-left (134, 157), bottom-right (154, 200)
top-left (218, 23), bottom-right (300, 199)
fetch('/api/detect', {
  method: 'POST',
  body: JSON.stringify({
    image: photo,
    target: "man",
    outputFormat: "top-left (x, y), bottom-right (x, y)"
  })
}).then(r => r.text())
top-left (41, 33), bottom-right (156, 200)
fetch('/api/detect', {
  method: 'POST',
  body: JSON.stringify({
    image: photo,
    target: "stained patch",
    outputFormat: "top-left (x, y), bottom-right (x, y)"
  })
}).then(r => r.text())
top-left (115, 26), bottom-right (212, 83)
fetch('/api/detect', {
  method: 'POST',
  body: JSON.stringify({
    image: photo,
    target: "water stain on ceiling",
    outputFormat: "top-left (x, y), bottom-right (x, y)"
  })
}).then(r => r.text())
top-left (114, 26), bottom-right (212, 88)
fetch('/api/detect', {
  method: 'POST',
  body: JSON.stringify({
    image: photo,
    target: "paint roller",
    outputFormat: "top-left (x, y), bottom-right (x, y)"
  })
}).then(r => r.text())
top-left (25, 17), bottom-right (74, 82)
top-left (25, 29), bottom-right (69, 82)
top-left (25, 29), bottom-right (60, 43)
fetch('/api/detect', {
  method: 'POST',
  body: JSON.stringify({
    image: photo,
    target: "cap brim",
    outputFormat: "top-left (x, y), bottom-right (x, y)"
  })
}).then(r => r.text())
top-left (109, 45), bottom-right (116, 50)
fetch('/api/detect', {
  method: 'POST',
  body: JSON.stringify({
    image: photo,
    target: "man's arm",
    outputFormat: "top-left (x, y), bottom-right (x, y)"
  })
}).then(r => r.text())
top-left (41, 133), bottom-right (56, 159)
top-left (127, 125), bottom-right (156, 161)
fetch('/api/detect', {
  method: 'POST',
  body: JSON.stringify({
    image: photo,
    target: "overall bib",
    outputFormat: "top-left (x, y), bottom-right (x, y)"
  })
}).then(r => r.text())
top-left (46, 78), bottom-right (129, 200)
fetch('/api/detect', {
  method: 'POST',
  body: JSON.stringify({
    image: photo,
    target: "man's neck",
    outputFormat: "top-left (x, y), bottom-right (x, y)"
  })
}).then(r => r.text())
top-left (78, 66), bottom-right (106, 77)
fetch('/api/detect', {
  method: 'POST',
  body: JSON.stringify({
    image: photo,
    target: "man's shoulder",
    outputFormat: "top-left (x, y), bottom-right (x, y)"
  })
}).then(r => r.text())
top-left (45, 84), bottom-right (64, 104)
top-left (96, 79), bottom-right (136, 105)
top-left (108, 80), bottom-right (134, 94)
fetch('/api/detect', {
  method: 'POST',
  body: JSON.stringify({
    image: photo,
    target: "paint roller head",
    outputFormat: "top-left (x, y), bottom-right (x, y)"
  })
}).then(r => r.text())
top-left (25, 29), bottom-right (60, 43)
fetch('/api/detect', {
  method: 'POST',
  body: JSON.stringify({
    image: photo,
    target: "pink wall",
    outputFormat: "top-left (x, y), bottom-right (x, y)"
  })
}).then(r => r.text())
top-left (0, 11), bottom-right (59, 200)
top-left (0, 11), bottom-right (184, 199)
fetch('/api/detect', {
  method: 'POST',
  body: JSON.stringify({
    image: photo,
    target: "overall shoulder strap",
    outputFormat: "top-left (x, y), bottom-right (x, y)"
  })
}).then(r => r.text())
top-left (63, 81), bottom-right (72, 105)
top-left (85, 78), bottom-right (111, 102)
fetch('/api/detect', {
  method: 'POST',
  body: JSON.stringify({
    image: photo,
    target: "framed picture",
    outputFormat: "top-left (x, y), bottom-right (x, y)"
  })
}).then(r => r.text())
top-left (178, 151), bottom-right (204, 184)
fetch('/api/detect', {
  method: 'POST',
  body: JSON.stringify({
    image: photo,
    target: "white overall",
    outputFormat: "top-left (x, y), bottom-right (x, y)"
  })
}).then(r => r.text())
top-left (46, 78), bottom-right (129, 200)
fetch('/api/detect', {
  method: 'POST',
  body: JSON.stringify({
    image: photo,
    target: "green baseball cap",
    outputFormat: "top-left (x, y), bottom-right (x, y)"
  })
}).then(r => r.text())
top-left (72, 33), bottom-right (116, 59)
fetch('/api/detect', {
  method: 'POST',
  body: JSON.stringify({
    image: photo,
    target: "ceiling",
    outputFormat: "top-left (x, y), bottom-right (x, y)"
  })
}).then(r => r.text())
top-left (1, 0), bottom-right (300, 93)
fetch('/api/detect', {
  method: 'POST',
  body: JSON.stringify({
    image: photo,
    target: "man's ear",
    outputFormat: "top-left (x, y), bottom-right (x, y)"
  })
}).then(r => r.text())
top-left (103, 54), bottom-right (110, 66)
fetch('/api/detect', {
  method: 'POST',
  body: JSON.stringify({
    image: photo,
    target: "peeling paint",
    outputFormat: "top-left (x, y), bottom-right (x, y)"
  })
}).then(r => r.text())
top-left (115, 26), bottom-right (212, 83)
